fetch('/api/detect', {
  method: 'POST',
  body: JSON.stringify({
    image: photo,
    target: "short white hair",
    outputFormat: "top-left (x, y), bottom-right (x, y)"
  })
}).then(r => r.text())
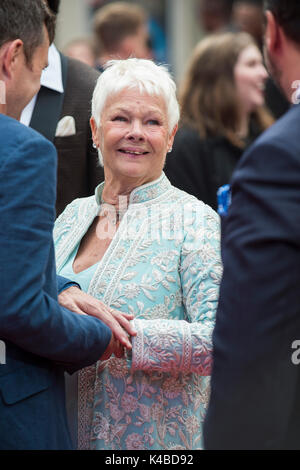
top-left (91, 58), bottom-right (180, 166)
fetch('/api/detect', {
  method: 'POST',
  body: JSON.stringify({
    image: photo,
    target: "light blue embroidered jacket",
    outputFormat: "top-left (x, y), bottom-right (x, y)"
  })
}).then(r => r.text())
top-left (54, 173), bottom-right (222, 450)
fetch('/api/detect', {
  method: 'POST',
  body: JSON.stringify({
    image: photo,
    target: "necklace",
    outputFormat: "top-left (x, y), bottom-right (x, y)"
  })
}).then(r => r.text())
top-left (100, 200), bottom-right (126, 222)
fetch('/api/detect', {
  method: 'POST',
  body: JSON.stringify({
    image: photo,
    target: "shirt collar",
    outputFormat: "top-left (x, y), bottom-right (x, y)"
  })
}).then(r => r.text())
top-left (94, 172), bottom-right (171, 207)
top-left (40, 44), bottom-right (64, 93)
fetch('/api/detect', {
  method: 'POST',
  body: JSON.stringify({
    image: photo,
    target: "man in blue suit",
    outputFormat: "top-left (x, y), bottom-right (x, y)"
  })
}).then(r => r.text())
top-left (204, 0), bottom-right (300, 449)
top-left (0, 0), bottom-right (134, 450)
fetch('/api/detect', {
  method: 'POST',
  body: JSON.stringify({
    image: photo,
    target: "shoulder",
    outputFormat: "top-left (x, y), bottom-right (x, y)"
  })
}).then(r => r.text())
top-left (62, 57), bottom-right (100, 114)
top-left (57, 193), bottom-right (95, 215)
top-left (167, 125), bottom-right (207, 169)
top-left (1, 114), bottom-right (45, 142)
top-left (0, 116), bottom-right (57, 217)
top-left (173, 187), bottom-right (220, 253)
top-left (54, 194), bottom-right (95, 227)
top-left (236, 105), bottom-right (300, 179)
top-left (54, 194), bottom-right (96, 256)
top-left (66, 56), bottom-right (100, 90)
top-left (0, 115), bottom-right (56, 167)
top-left (230, 107), bottom-right (300, 209)
top-left (173, 125), bottom-right (203, 147)
top-left (0, 114), bottom-right (53, 144)
top-left (170, 184), bottom-right (220, 225)
top-left (249, 105), bottom-right (300, 152)
top-left (172, 125), bottom-right (229, 158)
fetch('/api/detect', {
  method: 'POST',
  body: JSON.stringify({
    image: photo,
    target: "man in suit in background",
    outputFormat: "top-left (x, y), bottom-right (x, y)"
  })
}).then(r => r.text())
top-left (0, 0), bottom-right (135, 450)
top-left (204, 0), bottom-right (300, 449)
top-left (21, 0), bottom-right (103, 216)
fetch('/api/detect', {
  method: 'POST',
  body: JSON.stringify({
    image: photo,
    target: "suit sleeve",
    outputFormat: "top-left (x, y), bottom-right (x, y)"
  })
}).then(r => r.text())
top-left (57, 275), bottom-right (80, 293)
top-left (204, 139), bottom-right (300, 449)
top-left (0, 133), bottom-right (111, 369)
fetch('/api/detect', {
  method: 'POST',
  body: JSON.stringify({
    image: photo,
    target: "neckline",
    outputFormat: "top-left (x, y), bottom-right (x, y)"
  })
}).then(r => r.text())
top-left (70, 243), bottom-right (100, 276)
top-left (94, 172), bottom-right (171, 207)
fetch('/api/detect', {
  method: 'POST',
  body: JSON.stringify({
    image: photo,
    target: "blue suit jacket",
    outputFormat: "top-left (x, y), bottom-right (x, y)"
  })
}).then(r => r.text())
top-left (0, 114), bottom-right (111, 450)
top-left (204, 104), bottom-right (300, 449)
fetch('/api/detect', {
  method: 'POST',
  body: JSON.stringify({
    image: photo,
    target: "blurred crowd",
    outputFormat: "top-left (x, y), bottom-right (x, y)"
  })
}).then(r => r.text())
top-left (58, 0), bottom-right (288, 213)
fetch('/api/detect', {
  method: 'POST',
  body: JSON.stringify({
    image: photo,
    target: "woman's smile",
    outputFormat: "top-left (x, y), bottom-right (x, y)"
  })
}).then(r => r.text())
top-left (117, 147), bottom-right (150, 158)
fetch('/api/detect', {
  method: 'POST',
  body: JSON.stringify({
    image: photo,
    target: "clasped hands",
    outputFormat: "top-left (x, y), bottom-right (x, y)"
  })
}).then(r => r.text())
top-left (58, 286), bottom-right (137, 361)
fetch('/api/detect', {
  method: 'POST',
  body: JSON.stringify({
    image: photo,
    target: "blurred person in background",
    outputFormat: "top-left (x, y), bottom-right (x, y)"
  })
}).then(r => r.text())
top-left (198, 0), bottom-right (235, 34)
top-left (232, 0), bottom-right (290, 119)
top-left (232, 0), bottom-right (264, 48)
top-left (93, 1), bottom-right (153, 73)
top-left (87, 0), bottom-right (108, 16)
top-left (63, 37), bottom-right (96, 68)
top-left (165, 32), bottom-right (273, 211)
top-left (21, 0), bottom-right (104, 217)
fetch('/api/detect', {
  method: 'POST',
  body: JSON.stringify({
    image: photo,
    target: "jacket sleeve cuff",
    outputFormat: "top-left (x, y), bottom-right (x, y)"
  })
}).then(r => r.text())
top-left (57, 275), bottom-right (81, 294)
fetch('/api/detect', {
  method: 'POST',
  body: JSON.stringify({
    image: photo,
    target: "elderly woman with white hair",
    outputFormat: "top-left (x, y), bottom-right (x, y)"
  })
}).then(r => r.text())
top-left (54, 58), bottom-right (222, 450)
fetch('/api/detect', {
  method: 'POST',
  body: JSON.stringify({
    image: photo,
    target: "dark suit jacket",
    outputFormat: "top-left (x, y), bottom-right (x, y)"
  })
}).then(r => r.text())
top-left (204, 104), bottom-right (300, 449)
top-left (30, 55), bottom-right (104, 217)
top-left (0, 114), bottom-right (111, 450)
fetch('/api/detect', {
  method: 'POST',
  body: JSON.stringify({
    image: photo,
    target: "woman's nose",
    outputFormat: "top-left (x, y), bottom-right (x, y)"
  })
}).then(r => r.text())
top-left (127, 120), bottom-right (145, 140)
top-left (259, 64), bottom-right (268, 80)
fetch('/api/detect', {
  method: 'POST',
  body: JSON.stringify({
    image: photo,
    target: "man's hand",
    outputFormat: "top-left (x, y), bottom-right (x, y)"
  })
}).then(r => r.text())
top-left (58, 286), bottom-right (136, 350)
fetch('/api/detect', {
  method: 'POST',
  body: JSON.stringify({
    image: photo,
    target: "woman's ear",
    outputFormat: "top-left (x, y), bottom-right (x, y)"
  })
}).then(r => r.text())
top-left (90, 116), bottom-right (99, 148)
top-left (168, 124), bottom-right (178, 151)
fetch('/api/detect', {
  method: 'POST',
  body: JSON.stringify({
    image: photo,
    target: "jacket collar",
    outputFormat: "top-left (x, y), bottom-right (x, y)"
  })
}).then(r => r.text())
top-left (94, 172), bottom-right (171, 206)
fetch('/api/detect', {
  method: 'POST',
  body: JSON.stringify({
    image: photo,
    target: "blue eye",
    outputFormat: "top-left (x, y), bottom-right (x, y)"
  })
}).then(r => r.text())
top-left (148, 119), bottom-right (159, 125)
top-left (113, 116), bottom-right (127, 122)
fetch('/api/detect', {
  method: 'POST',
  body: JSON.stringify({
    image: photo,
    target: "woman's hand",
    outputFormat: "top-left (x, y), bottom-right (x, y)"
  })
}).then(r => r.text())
top-left (100, 335), bottom-right (125, 361)
top-left (58, 286), bottom-right (136, 350)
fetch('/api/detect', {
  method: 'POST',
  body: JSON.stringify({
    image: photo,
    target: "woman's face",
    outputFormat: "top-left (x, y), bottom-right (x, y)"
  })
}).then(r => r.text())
top-left (234, 44), bottom-right (268, 113)
top-left (91, 88), bottom-right (177, 184)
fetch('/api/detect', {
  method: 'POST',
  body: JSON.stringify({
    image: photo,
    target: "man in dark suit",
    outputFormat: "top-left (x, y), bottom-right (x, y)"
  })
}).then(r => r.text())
top-left (204, 0), bottom-right (300, 449)
top-left (21, 0), bottom-right (104, 217)
top-left (0, 0), bottom-right (131, 450)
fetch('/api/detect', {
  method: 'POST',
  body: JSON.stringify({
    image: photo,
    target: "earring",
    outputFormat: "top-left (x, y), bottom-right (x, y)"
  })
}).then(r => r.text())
top-left (168, 148), bottom-right (172, 153)
top-left (93, 143), bottom-right (97, 149)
